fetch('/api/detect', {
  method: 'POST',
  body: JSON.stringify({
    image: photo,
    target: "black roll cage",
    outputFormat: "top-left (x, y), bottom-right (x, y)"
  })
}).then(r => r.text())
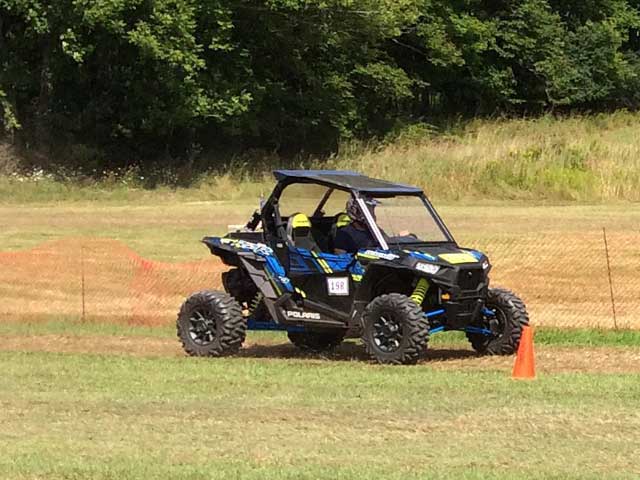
top-left (256, 178), bottom-right (456, 249)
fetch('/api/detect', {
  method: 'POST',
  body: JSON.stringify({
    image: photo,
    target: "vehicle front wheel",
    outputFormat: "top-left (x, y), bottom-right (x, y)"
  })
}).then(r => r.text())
top-left (467, 287), bottom-right (529, 355)
top-left (177, 290), bottom-right (246, 357)
top-left (362, 293), bottom-right (429, 365)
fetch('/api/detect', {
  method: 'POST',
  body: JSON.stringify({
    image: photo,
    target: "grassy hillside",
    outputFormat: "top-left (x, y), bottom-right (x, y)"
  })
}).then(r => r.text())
top-left (333, 112), bottom-right (640, 202)
top-left (2, 112), bottom-right (640, 204)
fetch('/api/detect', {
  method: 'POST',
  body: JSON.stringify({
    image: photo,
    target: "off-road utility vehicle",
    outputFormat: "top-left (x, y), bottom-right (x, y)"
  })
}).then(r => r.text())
top-left (177, 170), bottom-right (529, 364)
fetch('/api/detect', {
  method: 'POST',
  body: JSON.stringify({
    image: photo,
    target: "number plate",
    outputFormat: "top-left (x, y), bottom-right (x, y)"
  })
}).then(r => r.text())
top-left (327, 277), bottom-right (350, 296)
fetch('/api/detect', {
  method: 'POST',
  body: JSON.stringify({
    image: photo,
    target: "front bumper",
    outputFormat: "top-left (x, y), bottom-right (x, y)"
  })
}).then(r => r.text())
top-left (429, 266), bottom-right (489, 328)
top-left (442, 297), bottom-right (484, 329)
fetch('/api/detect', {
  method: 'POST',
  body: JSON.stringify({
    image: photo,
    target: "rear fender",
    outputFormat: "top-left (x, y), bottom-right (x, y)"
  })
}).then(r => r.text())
top-left (203, 237), bottom-right (241, 267)
top-left (202, 236), bottom-right (292, 300)
top-left (239, 257), bottom-right (280, 299)
top-left (202, 236), bottom-right (272, 267)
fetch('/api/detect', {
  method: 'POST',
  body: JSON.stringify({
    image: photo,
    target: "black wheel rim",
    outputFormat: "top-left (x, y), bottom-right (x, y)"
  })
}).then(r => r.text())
top-left (372, 313), bottom-right (403, 353)
top-left (188, 308), bottom-right (217, 346)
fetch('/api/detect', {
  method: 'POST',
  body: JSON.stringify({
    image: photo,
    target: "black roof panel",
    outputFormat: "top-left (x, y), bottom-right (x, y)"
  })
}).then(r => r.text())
top-left (273, 170), bottom-right (422, 195)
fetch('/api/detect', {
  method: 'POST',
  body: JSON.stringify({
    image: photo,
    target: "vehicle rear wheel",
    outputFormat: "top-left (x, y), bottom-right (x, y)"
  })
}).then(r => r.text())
top-left (467, 287), bottom-right (529, 355)
top-left (177, 290), bottom-right (246, 357)
top-left (287, 330), bottom-right (345, 352)
top-left (362, 293), bottom-right (429, 365)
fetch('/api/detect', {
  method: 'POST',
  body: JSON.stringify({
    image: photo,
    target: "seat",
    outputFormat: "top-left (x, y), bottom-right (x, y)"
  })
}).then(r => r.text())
top-left (328, 212), bottom-right (351, 252)
top-left (286, 213), bottom-right (320, 252)
top-left (335, 212), bottom-right (352, 229)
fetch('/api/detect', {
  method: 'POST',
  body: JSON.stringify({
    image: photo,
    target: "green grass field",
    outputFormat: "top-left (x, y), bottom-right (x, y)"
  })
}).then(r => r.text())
top-left (1, 316), bottom-right (640, 480)
top-left (1, 335), bottom-right (639, 480)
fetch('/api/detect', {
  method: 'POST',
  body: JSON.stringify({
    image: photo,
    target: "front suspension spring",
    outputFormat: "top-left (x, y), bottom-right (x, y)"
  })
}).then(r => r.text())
top-left (410, 278), bottom-right (429, 306)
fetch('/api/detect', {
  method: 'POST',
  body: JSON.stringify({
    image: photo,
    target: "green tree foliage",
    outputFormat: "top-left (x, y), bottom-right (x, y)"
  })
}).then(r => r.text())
top-left (1, 0), bottom-right (639, 168)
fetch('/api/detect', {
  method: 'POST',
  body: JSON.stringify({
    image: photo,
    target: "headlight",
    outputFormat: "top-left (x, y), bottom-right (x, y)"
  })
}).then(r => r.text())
top-left (415, 262), bottom-right (440, 275)
top-left (482, 261), bottom-right (490, 270)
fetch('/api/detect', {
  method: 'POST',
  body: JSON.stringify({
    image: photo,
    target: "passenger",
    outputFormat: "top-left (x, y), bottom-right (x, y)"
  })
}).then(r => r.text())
top-left (334, 197), bottom-right (379, 254)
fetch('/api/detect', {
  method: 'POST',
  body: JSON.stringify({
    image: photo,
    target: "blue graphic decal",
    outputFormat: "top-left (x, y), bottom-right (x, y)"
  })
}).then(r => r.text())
top-left (288, 251), bottom-right (316, 274)
top-left (349, 261), bottom-right (365, 275)
top-left (467, 250), bottom-right (484, 261)
top-left (213, 237), bottom-right (294, 293)
top-left (265, 255), bottom-right (293, 292)
top-left (293, 247), bottom-right (353, 273)
top-left (321, 252), bottom-right (354, 271)
top-left (407, 250), bottom-right (437, 262)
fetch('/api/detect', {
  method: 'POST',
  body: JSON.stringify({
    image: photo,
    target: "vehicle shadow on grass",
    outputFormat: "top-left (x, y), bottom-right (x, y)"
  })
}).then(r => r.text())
top-left (238, 341), bottom-right (479, 364)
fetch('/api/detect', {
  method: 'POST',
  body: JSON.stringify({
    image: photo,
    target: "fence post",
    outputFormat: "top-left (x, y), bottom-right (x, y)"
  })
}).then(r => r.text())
top-left (81, 244), bottom-right (86, 322)
top-left (602, 227), bottom-right (618, 330)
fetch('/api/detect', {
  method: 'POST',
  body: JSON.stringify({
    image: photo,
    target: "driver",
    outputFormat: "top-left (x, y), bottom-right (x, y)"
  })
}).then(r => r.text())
top-left (334, 196), bottom-right (379, 254)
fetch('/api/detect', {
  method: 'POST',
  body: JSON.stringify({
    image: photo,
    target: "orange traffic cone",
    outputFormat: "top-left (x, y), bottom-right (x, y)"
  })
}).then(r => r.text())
top-left (512, 325), bottom-right (535, 379)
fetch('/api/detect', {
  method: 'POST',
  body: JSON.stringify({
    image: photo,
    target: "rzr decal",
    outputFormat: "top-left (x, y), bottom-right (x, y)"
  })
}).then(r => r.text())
top-left (220, 238), bottom-right (274, 256)
top-left (357, 249), bottom-right (399, 261)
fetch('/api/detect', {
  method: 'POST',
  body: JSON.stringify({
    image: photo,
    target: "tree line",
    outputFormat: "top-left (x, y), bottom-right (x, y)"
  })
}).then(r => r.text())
top-left (1, 0), bottom-right (639, 172)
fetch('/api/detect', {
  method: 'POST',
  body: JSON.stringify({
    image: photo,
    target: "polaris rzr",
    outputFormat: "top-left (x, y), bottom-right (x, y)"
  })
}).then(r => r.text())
top-left (177, 170), bottom-right (529, 365)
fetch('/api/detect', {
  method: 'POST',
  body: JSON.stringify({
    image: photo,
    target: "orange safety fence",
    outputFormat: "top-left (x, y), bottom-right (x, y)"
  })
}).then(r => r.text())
top-left (0, 238), bottom-right (225, 327)
top-left (0, 233), bottom-right (638, 329)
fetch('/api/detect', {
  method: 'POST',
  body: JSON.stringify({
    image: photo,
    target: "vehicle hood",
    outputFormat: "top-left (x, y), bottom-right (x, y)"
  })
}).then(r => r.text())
top-left (355, 244), bottom-right (489, 270)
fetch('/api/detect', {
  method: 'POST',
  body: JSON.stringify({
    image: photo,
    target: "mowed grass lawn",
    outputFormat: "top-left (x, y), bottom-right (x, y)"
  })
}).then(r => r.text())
top-left (1, 344), bottom-right (639, 480)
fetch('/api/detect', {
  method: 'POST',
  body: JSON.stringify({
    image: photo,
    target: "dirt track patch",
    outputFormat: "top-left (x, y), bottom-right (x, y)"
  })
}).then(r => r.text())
top-left (2, 334), bottom-right (639, 374)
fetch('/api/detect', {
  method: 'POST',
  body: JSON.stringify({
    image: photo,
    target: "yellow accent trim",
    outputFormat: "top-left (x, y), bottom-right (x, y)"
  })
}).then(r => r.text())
top-left (410, 278), bottom-right (429, 305)
top-left (351, 274), bottom-right (363, 282)
top-left (312, 251), bottom-right (333, 273)
top-left (357, 253), bottom-right (379, 260)
top-left (266, 270), bottom-right (282, 296)
top-left (439, 253), bottom-right (478, 264)
top-left (291, 213), bottom-right (311, 229)
top-left (295, 287), bottom-right (307, 298)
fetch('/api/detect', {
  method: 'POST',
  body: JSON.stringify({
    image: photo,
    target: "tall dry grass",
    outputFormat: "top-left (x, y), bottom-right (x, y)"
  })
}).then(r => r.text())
top-left (2, 111), bottom-right (640, 203)
top-left (326, 111), bottom-right (640, 201)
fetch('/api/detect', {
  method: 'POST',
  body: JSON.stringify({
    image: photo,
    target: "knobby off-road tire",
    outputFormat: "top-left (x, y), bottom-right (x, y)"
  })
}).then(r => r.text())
top-left (287, 331), bottom-right (345, 352)
top-left (177, 290), bottom-right (246, 357)
top-left (467, 287), bottom-right (529, 355)
top-left (362, 293), bottom-right (429, 365)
